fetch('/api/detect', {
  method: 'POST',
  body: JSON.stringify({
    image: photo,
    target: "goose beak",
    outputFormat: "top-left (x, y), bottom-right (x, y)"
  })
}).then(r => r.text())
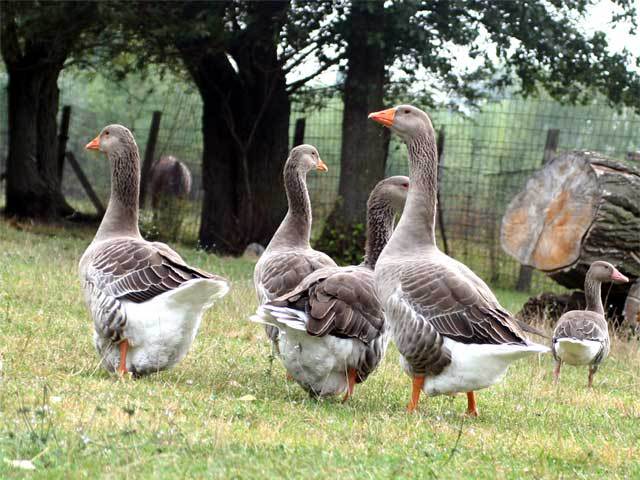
top-left (610, 268), bottom-right (629, 283)
top-left (85, 135), bottom-right (100, 150)
top-left (316, 158), bottom-right (328, 172)
top-left (368, 107), bottom-right (396, 127)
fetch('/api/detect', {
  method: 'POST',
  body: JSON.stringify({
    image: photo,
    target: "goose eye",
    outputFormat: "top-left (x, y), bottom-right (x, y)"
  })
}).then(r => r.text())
top-left (105, 131), bottom-right (110, 136)
top-left (404, 109), bottom-right (410, 114)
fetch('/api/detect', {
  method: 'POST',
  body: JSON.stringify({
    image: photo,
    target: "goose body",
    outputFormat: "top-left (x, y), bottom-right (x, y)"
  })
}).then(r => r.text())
top-left (253, 145), bottom-right (336, 346)
top-left (369, 106), bottom-right (549, 414)
top-left (253, 176), bottom-right (408, 398)
top-left (551, 261), bottom-right (628, 386)
top-left (253, 265), bottom-right (388, 397)
top-left (80, 125), bottom-right (229, 376)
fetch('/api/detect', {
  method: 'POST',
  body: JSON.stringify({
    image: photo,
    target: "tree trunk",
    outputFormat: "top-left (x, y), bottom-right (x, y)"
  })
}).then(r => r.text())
top-left (316, 1), bottom-right (389, 265)
top-left (5, 66), bottom-right (73, 218)
top-left (177, 1), bottom-right (291, 255)
top-left (197, 78), bottom-right (290, 255)
top-left (501, 151), bottom-right (640, 301)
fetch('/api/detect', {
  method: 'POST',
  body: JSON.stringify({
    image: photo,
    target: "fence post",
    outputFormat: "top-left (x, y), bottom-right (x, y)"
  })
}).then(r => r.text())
top-left (515, 128), bottom-right (560, 292)
top-left (66, 151), bottom-right (105, 216)
top-left (436, 127), bottom-right (450, 255)
top-left (57, 105), bottom-right (71, 184)
top-left (293, 118), bottom-right (306, 147)
top-left (140, 111), bottom-right (162, 207)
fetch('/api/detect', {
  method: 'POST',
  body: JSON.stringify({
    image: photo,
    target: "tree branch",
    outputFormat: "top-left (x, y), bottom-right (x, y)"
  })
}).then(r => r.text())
top-left (286, 57), bottom-right (340, 93)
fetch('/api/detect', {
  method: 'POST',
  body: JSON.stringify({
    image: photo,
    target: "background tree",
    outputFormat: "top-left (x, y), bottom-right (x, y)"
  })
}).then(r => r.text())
top-left (114, 1), bottom-right (338, 254)
top-left (318, 0), bottom-right (640, 263)
top-left (0, 1), bottom-right (104, 219)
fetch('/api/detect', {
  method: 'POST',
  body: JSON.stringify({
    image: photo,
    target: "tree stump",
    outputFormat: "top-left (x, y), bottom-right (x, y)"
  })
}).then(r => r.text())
top-left (624, 279), bottom-right (640, 330)
top-left (501, 151), bottom-right (640, 300)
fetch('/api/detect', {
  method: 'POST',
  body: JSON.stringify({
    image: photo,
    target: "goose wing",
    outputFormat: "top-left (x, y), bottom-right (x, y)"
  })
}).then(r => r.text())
top-left (256, 250), bottom-right (336, 302)
top-left (271, 266), bottom-right (384, 343)
top-left (553, 311), bottom-right (607, 342)
top-left (86, 238), bottom-right (222, 303)
top-left (399, 261), bottom-right (527, 345)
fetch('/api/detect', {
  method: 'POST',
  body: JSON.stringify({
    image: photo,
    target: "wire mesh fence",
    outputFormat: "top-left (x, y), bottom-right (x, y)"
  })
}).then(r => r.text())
top-left (1, 80), bottom-right (639, 292)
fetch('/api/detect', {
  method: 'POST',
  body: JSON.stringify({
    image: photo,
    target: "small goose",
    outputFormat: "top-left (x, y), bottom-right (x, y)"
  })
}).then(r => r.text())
top-left (552, 261), bottom-right (628, 387)
top-left (253, 145), bottom-right (336, 348)
top-left (253, 176), bottom-right (409, 399)
top-left (80, 125), bottom-right (229, 377)
top-left (369, 105), bottom-right (549, 415)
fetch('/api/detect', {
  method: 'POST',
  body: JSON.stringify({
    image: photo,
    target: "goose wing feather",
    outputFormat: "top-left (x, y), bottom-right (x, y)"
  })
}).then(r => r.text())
top-left (553, 311), bottom-right (607, 342)
top-left (88, 238), bottom-right (222, 304)
top-left (399, 261), bottom-right (527, 345)
top-left (257, 250), bottom-right (336, 301)
top-left (271, 266), bottom-right (385, 344)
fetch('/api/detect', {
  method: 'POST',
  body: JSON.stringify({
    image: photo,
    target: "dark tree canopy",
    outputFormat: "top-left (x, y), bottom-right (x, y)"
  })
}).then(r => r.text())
top-left (104, 0), bottom-right (340, 254)
top-left (2, 0), bottom-right (638, 257)
top-left (318, 0), bottom-right (640, 264)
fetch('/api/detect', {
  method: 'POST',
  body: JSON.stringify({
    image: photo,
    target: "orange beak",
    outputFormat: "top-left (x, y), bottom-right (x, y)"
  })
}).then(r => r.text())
top-left (316, 158), bottom-right (328, 172)
top-left (85, 135), bottom-right (100, 150)
top-left (368, 107), bottom-right (396, 127)
top-left (610, 268), bottom-right (629, 283)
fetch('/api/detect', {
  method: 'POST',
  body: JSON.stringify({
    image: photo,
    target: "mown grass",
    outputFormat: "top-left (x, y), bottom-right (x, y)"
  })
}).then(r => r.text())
top-left (0, 219), bottom-right (638, 479)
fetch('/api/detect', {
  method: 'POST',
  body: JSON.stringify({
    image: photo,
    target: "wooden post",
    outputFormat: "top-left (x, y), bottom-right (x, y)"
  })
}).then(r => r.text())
top-left (66, 151), bottom-right (105, 216)
top-left (57, 106), bottom-right (71, 184)
top-left (515, 128), bottom-right (560, 291)
top-left (435, 128), bottom-right (450, 255)
top-left (139, 111), bottom-right (162, 207)
top-left (293, 118), bottom-right (306, 147)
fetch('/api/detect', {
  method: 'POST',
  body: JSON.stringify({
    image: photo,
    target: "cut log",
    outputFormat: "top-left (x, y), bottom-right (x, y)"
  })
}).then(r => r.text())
top-left (501, 151), bottom-right (640, 299)
top-left (624, 279), bottom-right (640, 330)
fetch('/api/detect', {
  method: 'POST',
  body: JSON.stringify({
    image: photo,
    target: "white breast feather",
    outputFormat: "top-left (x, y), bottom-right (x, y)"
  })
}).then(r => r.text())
top-left (554, 338), bottom-right (602, 365)
top-left (251, 305), bottom-right (359, 396)
top-left (96, 278), bottom-right (228, 374)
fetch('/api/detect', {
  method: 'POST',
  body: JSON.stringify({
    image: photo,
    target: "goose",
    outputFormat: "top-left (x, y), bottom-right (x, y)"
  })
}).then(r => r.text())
top-left (369, 105), bottom-right (549, 415)
top-left (552, 261), bottom-right (628, 387)
top-left (252, 176), bottom-right (409, 399)
top-left (253, 145), bottom-right (336, 348)
top-left (80, 125), bottom-right (229, 377)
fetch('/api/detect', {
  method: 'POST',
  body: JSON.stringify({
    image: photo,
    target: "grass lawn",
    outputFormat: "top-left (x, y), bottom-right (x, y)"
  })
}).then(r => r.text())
top-left (0, 219), bottom-right (638, 479)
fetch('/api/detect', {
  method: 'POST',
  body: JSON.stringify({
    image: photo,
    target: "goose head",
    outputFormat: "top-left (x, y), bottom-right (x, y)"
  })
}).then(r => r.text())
top-left (588, 261), bottom-right (629, 284)
top-left (287, 144), bottom-right (328, 173)
top-left (368, 105), bottom-right (433, 142)
top-left (86, 124), bottom-right (136, 157)
top-left (369, 175), bottom-right (409, 212)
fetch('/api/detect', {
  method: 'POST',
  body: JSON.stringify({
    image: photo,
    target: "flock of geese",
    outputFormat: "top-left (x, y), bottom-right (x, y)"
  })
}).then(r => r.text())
top-left (79, 105), bottom-right (629, 416)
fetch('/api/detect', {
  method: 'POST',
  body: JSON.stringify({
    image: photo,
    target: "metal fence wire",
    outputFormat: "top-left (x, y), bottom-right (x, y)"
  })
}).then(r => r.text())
top-left (1, 82), bottom-right (639, 292)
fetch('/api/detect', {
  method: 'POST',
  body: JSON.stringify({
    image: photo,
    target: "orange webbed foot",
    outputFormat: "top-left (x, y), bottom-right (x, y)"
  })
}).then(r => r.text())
top-left (407, 376), bottom-right (425, 413)
top-left (465, 391), bottom-right (479, 417)
top-left (342, 368), bottom-right (357, 403)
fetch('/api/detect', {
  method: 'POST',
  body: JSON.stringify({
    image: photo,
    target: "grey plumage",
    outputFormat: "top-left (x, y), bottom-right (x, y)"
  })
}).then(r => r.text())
top-left (264, 176), bottom-right (408, 388)
top-left (551, 261), bottom-right (628, 386)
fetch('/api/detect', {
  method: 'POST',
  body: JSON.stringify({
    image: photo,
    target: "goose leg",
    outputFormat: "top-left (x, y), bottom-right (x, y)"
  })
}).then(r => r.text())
top-left (118, 340), bottom-right (129, 375)
top-left (407, 375), bottom-right (425, 413)
top-left (553, 361), bottom-right (562, 384)
top-left (342, 368), bottom-right (357, 403)
top-left (588, 365), bottom-right (598, 388)
top-left (466, 391), bottom-right (479, 417)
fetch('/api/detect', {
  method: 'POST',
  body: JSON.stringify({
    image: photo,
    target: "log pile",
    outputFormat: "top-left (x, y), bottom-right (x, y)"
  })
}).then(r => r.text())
top-left (501, 151), bottom-right (640, 308)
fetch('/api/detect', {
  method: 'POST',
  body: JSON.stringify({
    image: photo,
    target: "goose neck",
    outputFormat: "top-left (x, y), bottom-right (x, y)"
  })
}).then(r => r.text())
top-left (94, 148), bottom-right (141, 241)
top-left (363, 202), bottom-right (395, 268)
top-left (584, 275), bottom-right (604, 315)
top-left (268, 163), bottom-right (311, 250)
top-left (390, 132), bottom-right (438, 250)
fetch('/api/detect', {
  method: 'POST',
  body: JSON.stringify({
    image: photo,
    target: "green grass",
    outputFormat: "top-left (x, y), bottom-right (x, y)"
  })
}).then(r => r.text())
top-left (0, 219), bottom-right (638, 479)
